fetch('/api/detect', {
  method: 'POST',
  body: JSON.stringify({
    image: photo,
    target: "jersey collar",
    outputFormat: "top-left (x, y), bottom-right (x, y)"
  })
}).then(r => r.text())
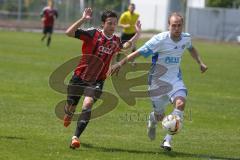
top-left (101, 30), bottom-right (114, 40)
top-left (168, 31), bottom-right (182, 43)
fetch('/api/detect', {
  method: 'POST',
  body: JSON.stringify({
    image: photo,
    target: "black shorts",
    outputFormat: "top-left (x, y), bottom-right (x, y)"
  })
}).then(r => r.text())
top-left (67, 75), bottom-right (104, 106)
top-left (121, 33), bottom-right (136, 43)
top-left (43, 26), bottom-right (53, 34)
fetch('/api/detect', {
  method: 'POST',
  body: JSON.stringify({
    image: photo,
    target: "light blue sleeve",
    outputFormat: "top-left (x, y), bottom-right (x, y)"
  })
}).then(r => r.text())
top-left (186, 40), bottom-right (193, 50)
top-left (183, 33), bottom-right (193, 50)
top-left (137, 35), bottom-right (161, 58)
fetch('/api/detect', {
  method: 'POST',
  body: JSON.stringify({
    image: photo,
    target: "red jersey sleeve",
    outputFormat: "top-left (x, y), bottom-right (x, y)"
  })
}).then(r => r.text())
top-left (74, 28), bottom-right (97, 42)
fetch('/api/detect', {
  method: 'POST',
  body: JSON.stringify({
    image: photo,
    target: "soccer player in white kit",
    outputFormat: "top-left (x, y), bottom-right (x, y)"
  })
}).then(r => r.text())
top-left (111, 12), bottom-right (208, 151)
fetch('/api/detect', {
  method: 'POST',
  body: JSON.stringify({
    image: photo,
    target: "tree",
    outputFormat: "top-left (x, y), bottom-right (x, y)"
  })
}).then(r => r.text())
top-left (207, 0), bottom-right (240, 8)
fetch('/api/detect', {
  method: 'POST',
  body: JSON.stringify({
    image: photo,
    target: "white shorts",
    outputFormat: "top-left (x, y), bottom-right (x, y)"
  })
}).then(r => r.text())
top-left (151, 89), bottom-right (187, 115)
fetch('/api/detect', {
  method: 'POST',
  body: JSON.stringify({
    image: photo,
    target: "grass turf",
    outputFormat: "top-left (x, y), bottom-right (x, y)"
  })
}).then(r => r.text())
top-left (0, 31), bottom-right (240, 160)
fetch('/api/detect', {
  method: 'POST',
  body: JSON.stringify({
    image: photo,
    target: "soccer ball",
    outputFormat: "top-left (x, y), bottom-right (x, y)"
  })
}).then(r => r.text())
top-left (162, 114), bottom-right (182, 135)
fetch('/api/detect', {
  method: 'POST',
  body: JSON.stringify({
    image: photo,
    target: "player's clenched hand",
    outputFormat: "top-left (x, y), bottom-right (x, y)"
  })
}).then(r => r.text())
top-left (110, 63), bottom-right (122, 76)
top-left (82, 8), bottom-right (92, 20)
top-left (200, 63), bottom-right (208, 73)
top-left (135, 20), bottom-right (141, 33)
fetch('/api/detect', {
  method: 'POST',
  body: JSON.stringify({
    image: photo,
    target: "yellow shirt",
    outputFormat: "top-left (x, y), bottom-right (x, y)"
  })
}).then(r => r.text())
top-left (119, 11), bottom-right (139, 34)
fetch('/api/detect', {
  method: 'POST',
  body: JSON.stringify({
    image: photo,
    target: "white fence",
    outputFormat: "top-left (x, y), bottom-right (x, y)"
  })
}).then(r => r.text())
top-left (186, 7), bottom-right (240, 42)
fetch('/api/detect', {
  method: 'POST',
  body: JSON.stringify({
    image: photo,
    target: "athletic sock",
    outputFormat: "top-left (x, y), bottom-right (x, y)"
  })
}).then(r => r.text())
top-left (41, 35), bottom-right (46, 41)
top-left (164, 134), bottom-right (172, 142)
top-left (150, 112), bottom-right (157, 124)
top-left (47, 37), bottom-right (51, 46)
top-left (171, 108), bottom-right (184, 120)
top-left (74, 108), bottom-right (91, 138)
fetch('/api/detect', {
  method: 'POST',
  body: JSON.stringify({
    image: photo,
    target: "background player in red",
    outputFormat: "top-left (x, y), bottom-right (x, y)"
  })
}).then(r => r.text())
top-left (40, 0), bottom-right (58, 47)
top-left (63, 8), bottom-right (141, 149)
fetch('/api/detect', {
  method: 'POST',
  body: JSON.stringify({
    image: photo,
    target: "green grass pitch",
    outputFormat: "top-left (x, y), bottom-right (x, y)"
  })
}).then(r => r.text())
top-left (0, 30), bottom-right (240, 160)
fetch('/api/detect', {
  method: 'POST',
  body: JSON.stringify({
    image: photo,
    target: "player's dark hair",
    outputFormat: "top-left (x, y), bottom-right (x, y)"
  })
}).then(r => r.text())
top-left (168, 12), bottom-right (184, 25)
top-left (101, 10), bottom-right (118, 22)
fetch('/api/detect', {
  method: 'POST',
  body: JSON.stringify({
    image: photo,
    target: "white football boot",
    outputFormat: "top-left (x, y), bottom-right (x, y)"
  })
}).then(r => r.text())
top-left (147, 112), bottom-right (157, 140)
top-left (161, 140), bottom-right (172, 151)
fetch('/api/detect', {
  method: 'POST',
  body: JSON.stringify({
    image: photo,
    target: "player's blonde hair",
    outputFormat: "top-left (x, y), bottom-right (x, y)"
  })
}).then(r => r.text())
top-left (168, 12), bottom-right (184, 25)
top-left (48, 0), bottom-right (54, 7)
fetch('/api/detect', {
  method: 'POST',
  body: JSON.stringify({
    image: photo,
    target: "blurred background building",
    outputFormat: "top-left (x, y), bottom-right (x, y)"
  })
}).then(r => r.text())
top-left (131, 0), bottom-right (205, 31)
top-left (0, 0), bottom-right (240, 42)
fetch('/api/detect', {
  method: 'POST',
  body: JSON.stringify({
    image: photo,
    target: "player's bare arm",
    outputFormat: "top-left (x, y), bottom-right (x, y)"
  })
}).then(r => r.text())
top-left (110, 50), bottom-right (140, 75)
top-left (188, 46), bottom-right (208, 73)
top-left (110, 21), bottom-right (141, 75)
top-left (118, 15), bottom-right (131, 29)
top-left (122, 20), bottom-right (141, 50)
top-left (65, 8), bottom-right (92, 37)
top-left (119, 23), bottom-right (131, 29)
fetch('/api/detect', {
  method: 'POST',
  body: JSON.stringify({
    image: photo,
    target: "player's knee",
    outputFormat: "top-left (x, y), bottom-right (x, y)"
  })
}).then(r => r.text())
top-left (82, 97), bottom-right (94, 109)
top-left (156, 114), bottom-right (164, 121)
top-left (154, 112), bottom-right (165, 121)
top-left (83, 101), bottom-right (93, 109)
top-left (175, 98), bottom-right (186, 111)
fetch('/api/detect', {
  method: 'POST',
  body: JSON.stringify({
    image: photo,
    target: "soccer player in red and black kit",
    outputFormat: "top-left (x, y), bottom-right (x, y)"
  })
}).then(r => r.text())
top-left (63, 8), bottom-right (141, 149)
top-left (40, 1), bottom-right (58, 47)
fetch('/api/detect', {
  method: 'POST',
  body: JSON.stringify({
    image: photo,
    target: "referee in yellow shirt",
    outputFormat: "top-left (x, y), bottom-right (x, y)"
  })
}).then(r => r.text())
top-left (117, 3), bottom-right (139, 63)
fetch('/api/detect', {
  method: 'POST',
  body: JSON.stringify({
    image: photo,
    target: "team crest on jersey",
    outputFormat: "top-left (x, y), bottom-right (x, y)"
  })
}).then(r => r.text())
top-left (98, 46), bottom-right (113, 55)
top-left (98, 41), bottom-right (119, 55)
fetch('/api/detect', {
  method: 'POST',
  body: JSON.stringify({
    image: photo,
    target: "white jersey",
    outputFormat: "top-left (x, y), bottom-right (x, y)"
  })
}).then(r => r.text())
top-left (137, 31), bottom-right (192, 97)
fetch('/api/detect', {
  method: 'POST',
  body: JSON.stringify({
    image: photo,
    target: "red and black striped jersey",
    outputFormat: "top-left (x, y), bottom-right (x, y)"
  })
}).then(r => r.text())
top-left (74, 28), bottom-right (122, 81)
top-left (41, 7), bottom-right (58, 27)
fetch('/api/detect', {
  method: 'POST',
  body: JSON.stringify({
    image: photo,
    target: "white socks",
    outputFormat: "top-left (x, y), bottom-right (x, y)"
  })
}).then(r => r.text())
top-left (150, 112), bottom-right (157, 124)
top-left (164, 134), bottom-right (172, 142)
top-left (171, 108), bottom-right (184, 120)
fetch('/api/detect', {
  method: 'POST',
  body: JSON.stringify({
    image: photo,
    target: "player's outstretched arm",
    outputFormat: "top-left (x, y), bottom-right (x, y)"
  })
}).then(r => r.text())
top-left (188, 47), bottom-right (208, 73)
top-left (65, 8), bottom-right (92, 37)
top-left (110, 50), bottom-right (140, 75)
top-left (123, 20), bottom-right (141, 50)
